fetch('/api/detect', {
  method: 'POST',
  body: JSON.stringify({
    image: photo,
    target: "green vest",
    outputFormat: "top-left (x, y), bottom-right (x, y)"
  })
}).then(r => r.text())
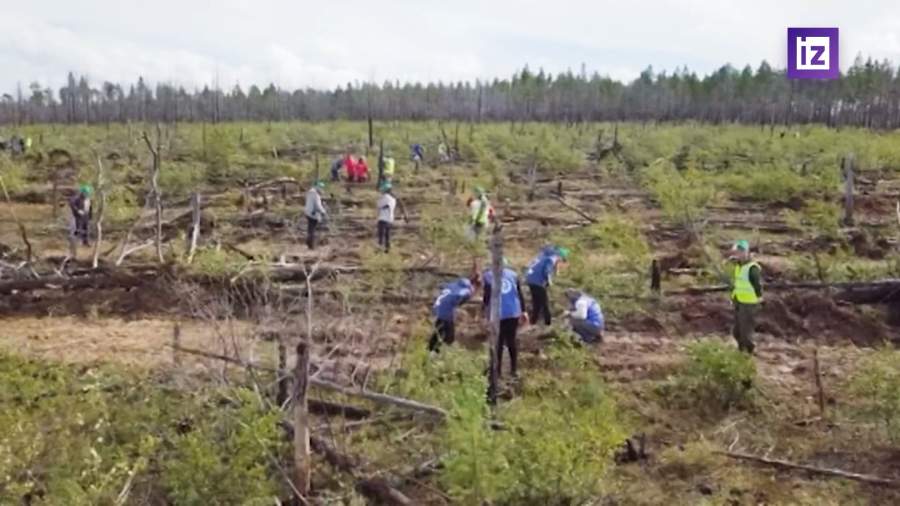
top-left (472, 198), bottom-right (489, 225)
top-left (732, 262), bottom-right (760, 304)
top-left (383, 158), bottom-right (396, 176)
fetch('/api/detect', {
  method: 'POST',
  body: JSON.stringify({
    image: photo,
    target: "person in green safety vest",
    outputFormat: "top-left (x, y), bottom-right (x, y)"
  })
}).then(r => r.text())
top-left (383, 153), bottom-right (396, 181)
top-left (730, 239), bottom-right (762, 354)
top-left (467, 187), bottom-right (494, 238)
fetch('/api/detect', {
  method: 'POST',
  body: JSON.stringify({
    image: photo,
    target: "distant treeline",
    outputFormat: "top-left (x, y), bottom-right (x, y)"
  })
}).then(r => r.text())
top-left (2, 57), bottom-right (900, 128)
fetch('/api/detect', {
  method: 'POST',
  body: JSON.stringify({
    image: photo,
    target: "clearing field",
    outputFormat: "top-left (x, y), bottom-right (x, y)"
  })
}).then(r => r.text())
top-left (3, 121), bottom-right (900, 505)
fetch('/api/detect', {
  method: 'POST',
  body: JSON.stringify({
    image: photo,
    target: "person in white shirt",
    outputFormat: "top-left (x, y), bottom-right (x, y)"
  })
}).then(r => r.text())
top-left (377, 182), bottom-right (398, 252)
top-left (563, 288), bottom-right (605, 343)
top-left (304, 181), bottom-right (328, 250)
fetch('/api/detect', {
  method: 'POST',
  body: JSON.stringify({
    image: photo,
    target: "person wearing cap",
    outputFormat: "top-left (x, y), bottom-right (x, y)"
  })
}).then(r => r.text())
top-left (304, 181), bottom-right (328, 250)
top-left (525, 245), bottom-right (570, 326)
top-left (730, 239), bottom-right (762, 354)
top-left (69, 184), bottom-right (93, 247)
top-left (563, 288), bottom-right (604, 343)
top-left (482, 260), bottom-right (528, 378)
top-left (429, 276), bottom-right (479, 353)
top-left (467, 187), bottom-right (494, 238)
top-left (376, 182), bottom-right (397, 253)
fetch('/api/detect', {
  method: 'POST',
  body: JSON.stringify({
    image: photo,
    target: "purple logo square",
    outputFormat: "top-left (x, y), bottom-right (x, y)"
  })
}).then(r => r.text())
top-left (787, 27), bottom-right (839, 79)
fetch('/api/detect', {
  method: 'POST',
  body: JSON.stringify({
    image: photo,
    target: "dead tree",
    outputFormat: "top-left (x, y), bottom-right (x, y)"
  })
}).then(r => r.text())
top-left (487, 225), bottom-right (503, 406)
top-left (843, 154), bottom-right (855, 227)
top-left (186, 192), bottom-right (201, 264)
top-left (527, 147), bottom-right (538, 202)
top-left (0, 175), bottom-right (34, 268)
top-left (91, 152), bottom-right (107, 269)
top-left (142, 124), bottom-right (164, 264)
top-left (294, 261), bottom-right (320, 499)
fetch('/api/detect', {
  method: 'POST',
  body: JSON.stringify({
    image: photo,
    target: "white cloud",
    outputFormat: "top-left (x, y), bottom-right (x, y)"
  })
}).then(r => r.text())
top-left (1, 1), bottom-right (899, 93)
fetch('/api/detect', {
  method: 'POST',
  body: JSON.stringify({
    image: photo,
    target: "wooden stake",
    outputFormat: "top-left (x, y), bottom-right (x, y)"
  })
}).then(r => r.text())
top-left (813, 348), bottom-right (826, 417)
top-left (843, 153), bottom-right (855, 227)
top-left (172, 323), bottom-right (181, 368)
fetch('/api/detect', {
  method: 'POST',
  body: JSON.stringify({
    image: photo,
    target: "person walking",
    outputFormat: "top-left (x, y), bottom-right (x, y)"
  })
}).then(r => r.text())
top-left (563, 288), bottom-right (605, 343)
top-left (304, 181), bottom-right (328, 250)
top-left (483, 261), bottom-right (528, 378)
top-left (730, 240), bottom-right (762, 354)
top-left (376, 182), bottom-right (397, 253)
top-left (429, 277), bottom-right (478, 352)
top-left (524, 245), bottom-right (570, 325)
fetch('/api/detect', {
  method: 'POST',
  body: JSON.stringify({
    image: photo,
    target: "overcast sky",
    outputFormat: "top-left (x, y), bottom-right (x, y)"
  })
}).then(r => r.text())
top-left (1, 0), bottom-right (899, 94)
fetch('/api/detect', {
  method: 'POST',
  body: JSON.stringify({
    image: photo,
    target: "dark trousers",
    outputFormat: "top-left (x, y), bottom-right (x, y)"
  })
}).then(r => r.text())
top-left (497, 318), bottom-right (520, 377)
top-left (74, 215), bottom-right (90, 246)
top-left (377, 220), bottom-right (392, 252)
top-left (733, 303), bottom-right (758, 354)
top-left (306, 216), bottom-right (319, 250)
top-left (428, 319), bottom-right (455, 352)
top-left (529, 284), bottom-right (551, 325)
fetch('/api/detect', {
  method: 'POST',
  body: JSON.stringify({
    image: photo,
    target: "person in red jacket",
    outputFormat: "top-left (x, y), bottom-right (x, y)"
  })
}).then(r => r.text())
top-left (355, 156), bottom-right (370, 182)
top-left (343, 154), bottom-right (357, 181)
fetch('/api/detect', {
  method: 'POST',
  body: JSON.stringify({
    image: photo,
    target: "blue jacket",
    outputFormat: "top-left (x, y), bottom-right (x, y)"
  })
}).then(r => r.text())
top-left (432, 278), bottom-right (474, 321)
top-left (482, 268), bottom-right (525, 320)
top-left (572, 294), bottom-right (604, 328)
top-left (525, 246), bottom-right (561, 286)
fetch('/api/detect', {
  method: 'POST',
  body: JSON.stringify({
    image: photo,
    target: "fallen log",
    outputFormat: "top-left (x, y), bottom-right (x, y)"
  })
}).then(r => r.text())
top-left (310, 436), bottom-right (413, 506)
top-left (551, 195), bottom-right (598, 224)
top-left (717, 450), bottom-right (899, 487)
top-left (0, 271), bottom-right (151, 294)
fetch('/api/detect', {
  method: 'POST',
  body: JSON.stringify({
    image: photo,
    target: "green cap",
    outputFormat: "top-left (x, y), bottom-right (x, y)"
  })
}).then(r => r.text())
top-left (379, 182), bottom-right (392, 193)
top-left (474, 186), bottom-right (485, 197)
top-left (557, 247), bottom-right (571, 260)
top-left (733, 240), bottom-right (750, 252)
top-left (315, 181), bottom-right (326, 189)
top-left (79, 184), bottom-right (94, 196)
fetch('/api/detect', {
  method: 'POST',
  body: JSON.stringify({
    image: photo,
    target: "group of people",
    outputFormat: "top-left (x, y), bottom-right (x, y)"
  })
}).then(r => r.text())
top-left (329, 151), bottom-right (400, 186)
top-left (429, 245), bottom-right (605, 378)
top-left (303, 178), bottom-right (406, 253)
top-left (330, 154), bottom-right (370, 183)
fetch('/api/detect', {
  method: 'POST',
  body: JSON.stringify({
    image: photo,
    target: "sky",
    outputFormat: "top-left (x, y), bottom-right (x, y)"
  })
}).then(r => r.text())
top-left (1, 0), bottom-right (899, 94)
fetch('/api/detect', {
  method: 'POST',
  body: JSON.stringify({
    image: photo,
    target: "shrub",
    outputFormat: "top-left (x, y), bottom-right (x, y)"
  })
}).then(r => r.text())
top-left (643, 161), bottom-right (717, 229)
top-left (395, 340), bottom-right (626, 505)
top-left (849, 348), bottom-right (900, 441)
top-left (189, 247), bottom-right (248, 277)
top-left (665, 340), bottom-right (756, 411)
top-left (163, 389), bottom-right (284, 505)
top-left (784, 199), bottom-right (842, 240)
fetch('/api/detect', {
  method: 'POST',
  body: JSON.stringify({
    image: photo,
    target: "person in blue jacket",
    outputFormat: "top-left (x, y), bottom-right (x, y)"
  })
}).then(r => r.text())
top-left (482, 263), bottom-right (528, 377)
top-left (524, 245), bottom-right (570, 326)
top-left (564, 288), bottom-right (604, 343)
top-left (429, 277), bottom-right (478, 352)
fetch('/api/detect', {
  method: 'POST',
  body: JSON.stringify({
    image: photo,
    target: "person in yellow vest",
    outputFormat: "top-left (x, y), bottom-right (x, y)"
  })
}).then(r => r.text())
top-left (467, 187), bottom-right (494, 238)
top-left (730, 240), bottom-right (762, 354)
top-left (383, 153), bottom-right (396, 179)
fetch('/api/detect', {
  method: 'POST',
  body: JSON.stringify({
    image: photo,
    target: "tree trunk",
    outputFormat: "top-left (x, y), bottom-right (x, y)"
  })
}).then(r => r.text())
top-left (91, 154), bottom-right (106, 269)
top-left (186, 192), bottom-right (201, 264)
top-left (487, 225), bottom-right (503, 406)
top-left (293, 340), bottom-right (311, 498)
top-left (843, 153), bottom-right (855, 227)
